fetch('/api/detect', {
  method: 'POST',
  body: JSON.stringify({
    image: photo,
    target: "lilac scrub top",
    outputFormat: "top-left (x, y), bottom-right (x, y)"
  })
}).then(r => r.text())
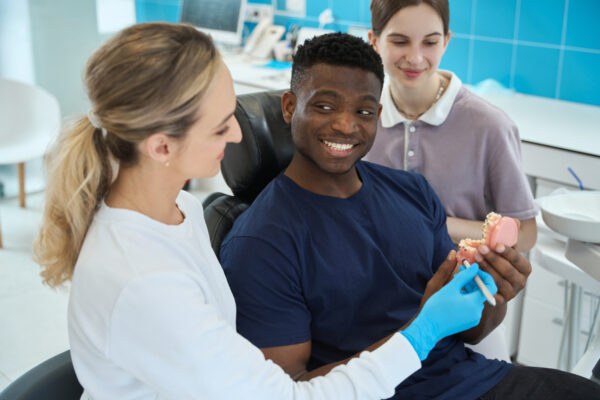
top-left (364, 71), bottom-right (538, 222)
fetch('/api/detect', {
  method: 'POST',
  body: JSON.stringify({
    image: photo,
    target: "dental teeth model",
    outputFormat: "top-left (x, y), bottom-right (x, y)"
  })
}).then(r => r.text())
top-left (456, 212), bottom-right (519, 266)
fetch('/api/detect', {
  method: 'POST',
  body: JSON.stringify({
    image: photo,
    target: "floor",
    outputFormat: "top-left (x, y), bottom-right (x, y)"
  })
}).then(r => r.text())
top-left (0, 162), bottom-right (230, 392)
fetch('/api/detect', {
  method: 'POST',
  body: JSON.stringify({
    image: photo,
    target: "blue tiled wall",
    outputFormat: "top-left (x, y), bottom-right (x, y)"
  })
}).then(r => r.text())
top-left (136, 0), bottom-right (600, 106)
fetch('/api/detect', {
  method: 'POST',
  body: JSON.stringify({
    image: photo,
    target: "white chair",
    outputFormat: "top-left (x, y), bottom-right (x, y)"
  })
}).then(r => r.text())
top-left (0, 78), bottom-right (61, 248)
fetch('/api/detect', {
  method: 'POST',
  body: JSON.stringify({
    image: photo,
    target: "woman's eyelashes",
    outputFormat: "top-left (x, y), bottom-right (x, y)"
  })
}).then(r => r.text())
top-left (390, 40), bottom-right (439, 46)
top-left (215, 126), bottom-right (229, 136)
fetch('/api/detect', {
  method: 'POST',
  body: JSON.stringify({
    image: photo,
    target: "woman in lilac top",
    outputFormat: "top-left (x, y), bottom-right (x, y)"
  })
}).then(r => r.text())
top-left (365, 0), bottom-right (538, 361)
top-left (365, 0), bottom-right (537, 251)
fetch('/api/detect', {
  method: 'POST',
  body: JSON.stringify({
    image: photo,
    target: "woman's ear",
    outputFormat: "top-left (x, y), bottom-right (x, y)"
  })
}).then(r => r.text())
top-left (368, 30), bottom-right (380, 53)
top-left (281, 90), bottom-right (297, 124)
top-left (142, 133), bottom-right (176, 164)
top-left (443, 30), bottom-right (452, 51)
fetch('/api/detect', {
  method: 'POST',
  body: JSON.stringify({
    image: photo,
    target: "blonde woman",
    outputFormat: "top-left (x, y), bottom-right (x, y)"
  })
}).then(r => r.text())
top-left (33, 22), bottom-right (495, 400)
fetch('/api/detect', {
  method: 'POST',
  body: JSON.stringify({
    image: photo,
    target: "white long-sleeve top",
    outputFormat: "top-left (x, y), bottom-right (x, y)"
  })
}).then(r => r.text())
top-left (68, 190), bottom-right (420, 400)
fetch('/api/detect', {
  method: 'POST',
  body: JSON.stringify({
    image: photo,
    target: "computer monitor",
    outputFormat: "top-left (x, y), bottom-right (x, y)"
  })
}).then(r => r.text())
top-left (180, 0), bottom-right (247, 47)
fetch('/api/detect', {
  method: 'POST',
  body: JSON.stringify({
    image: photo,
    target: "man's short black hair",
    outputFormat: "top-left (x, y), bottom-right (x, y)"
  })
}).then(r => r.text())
top-left (291, 32), bottom-right (384, 93)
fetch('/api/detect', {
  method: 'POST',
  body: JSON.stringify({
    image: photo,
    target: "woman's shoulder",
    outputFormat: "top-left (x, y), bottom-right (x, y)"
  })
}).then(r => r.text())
top-left (453, 87), bottom-right (516, 130)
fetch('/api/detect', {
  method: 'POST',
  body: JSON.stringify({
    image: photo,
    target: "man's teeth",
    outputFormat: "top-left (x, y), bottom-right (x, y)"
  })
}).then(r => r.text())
top-left (323, 140), bottom-right (354, 151)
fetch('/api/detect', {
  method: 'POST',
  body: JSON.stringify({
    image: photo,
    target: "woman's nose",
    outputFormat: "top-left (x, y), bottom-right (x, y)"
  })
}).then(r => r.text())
top-left (405, 45), bottom-right (423, 65)
top-left (229, 119), bottom-right (242, 144)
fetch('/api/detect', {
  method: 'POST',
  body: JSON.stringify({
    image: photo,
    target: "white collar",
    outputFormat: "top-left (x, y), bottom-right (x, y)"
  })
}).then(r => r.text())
top-left (380, 70), bottom-right (462, 128)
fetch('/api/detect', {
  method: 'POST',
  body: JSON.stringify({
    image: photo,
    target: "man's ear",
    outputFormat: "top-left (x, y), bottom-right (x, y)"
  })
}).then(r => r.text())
top-left (377, 103), bottom-right (383, 119)
top-left (281, 90), bottom-right (297, 124)
top-left (368, 30), bottom-right (380, 53)
top-left (142, 133), bottom-right (176, 164)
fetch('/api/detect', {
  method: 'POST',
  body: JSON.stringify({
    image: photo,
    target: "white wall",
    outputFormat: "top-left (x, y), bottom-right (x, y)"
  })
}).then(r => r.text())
top-left (28, 0), bottom-right (110, 118)
top-left (0, 0), bottom-right (35, 84)
top-left (1, 1), bottom-right (128, 119)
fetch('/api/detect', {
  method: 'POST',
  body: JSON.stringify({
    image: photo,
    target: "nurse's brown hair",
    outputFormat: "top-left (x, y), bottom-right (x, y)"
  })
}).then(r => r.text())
top-left (370, 0), bottom-right (450, 36)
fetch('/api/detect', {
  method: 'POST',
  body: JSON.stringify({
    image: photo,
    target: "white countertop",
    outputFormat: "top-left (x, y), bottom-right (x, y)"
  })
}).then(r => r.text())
top-left (480, 92), bottom-right (600, 157)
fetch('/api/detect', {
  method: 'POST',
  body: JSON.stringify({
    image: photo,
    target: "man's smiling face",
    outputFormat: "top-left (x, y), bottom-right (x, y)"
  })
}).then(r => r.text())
top-left (282, 63), bottom-right (383, 179)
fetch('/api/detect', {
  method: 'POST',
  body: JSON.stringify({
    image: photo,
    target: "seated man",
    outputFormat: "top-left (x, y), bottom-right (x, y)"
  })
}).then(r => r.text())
top-left (220, 33), bottom-right (600, 399)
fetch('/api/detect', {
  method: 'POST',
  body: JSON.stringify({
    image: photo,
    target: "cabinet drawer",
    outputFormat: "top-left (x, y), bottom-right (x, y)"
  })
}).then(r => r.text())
top-left (518, 297), bottom-right (564, 368)
top-left (526, 258), bottom-right (566, 309)
top-left (518, 296), bottom-right (593, 368)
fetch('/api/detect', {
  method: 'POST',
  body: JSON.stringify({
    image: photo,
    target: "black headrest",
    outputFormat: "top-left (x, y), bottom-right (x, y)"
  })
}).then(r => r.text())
top-left (222, 90), bottom-right (294, 204)
top-left (0, 350), bottom-right (83, 400)
top-left (202, 193), bottom-right (250, 256)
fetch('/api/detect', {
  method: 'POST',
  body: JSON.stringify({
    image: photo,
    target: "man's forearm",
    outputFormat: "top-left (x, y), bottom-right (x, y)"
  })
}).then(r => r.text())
top-left (458, 302), bottom-right (507, 344)
top-left (299, 301), bottom-right (503, 380)
top-left (295, 331), bottom-right (398, 381)
top-left (264, 317), bottom-right (418, 381)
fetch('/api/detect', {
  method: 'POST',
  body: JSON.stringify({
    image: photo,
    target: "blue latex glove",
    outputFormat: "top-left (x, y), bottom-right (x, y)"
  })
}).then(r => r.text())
top-left (459, 265), bottom-right (479, 294)
top-left (401, 264), bottom-right (498, 360)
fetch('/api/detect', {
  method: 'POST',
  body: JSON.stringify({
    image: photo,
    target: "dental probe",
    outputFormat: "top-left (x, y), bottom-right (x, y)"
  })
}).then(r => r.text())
top-left (462, 259), bottom-right (497, 306)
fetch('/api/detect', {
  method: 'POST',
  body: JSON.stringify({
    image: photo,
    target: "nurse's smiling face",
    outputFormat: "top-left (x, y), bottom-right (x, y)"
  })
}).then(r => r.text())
top-left (369, 3), bottom-right (450, 89)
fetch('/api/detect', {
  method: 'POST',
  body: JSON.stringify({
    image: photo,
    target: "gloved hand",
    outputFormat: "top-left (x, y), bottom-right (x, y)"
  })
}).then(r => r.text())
top-left (401, 264), bottom-right (497, 360)
top-left (459, 265), bottom-right (480, 294)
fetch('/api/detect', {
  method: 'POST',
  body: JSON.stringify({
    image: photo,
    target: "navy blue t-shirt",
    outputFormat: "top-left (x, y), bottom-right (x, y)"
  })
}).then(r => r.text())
top-left (220, 161), bottom-right (510, 399)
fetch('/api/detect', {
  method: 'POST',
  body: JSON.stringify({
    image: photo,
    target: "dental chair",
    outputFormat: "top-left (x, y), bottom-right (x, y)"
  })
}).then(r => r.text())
top-left (0, 350), bottom-right (83, 400)
top-left (202, 89), bottom-right (292, 256)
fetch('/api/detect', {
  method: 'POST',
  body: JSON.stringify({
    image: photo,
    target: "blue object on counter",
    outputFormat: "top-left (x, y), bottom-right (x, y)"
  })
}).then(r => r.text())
top-left (567, 166), bottom-right (585, 190)
top-left (259, 60), bottom-right (292, 70)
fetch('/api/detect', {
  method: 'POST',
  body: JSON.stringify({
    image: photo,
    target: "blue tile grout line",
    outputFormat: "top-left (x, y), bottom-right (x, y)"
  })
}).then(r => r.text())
top-left (509, 0), bottom-right (522, 90)
top-left (556, 0), bottom-right (570, 99)
top-left (452, 33), bottom-right (600, 54)
top-left (467, 0), bottom-right (477, 85)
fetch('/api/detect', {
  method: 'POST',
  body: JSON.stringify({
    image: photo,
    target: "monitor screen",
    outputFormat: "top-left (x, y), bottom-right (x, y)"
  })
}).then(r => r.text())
top-left (180, 0), bottom-right (247, 46)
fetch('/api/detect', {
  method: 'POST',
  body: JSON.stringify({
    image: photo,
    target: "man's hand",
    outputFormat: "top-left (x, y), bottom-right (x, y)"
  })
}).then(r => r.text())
top-left (419, 250), bottom-right (458, 311)
top-left (474, 243), bottom-right (532, 305)
top-left (459, 243), bottom-right (531, 343)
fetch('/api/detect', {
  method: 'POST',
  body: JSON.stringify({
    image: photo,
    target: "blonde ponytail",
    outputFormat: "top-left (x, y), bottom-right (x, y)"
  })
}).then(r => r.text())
top-left (33, 118), bottom-right (112, 286)
top-left (33, 22), bottom-right (220, 287)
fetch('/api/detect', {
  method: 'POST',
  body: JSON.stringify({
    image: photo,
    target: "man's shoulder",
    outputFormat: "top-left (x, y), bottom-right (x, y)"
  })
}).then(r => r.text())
top-left (224, 175), bottom-right (303, 240)
top-left (360, 161), bottom-right (429, 189)
top-left (359, 161), bottom-right (440, 214)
